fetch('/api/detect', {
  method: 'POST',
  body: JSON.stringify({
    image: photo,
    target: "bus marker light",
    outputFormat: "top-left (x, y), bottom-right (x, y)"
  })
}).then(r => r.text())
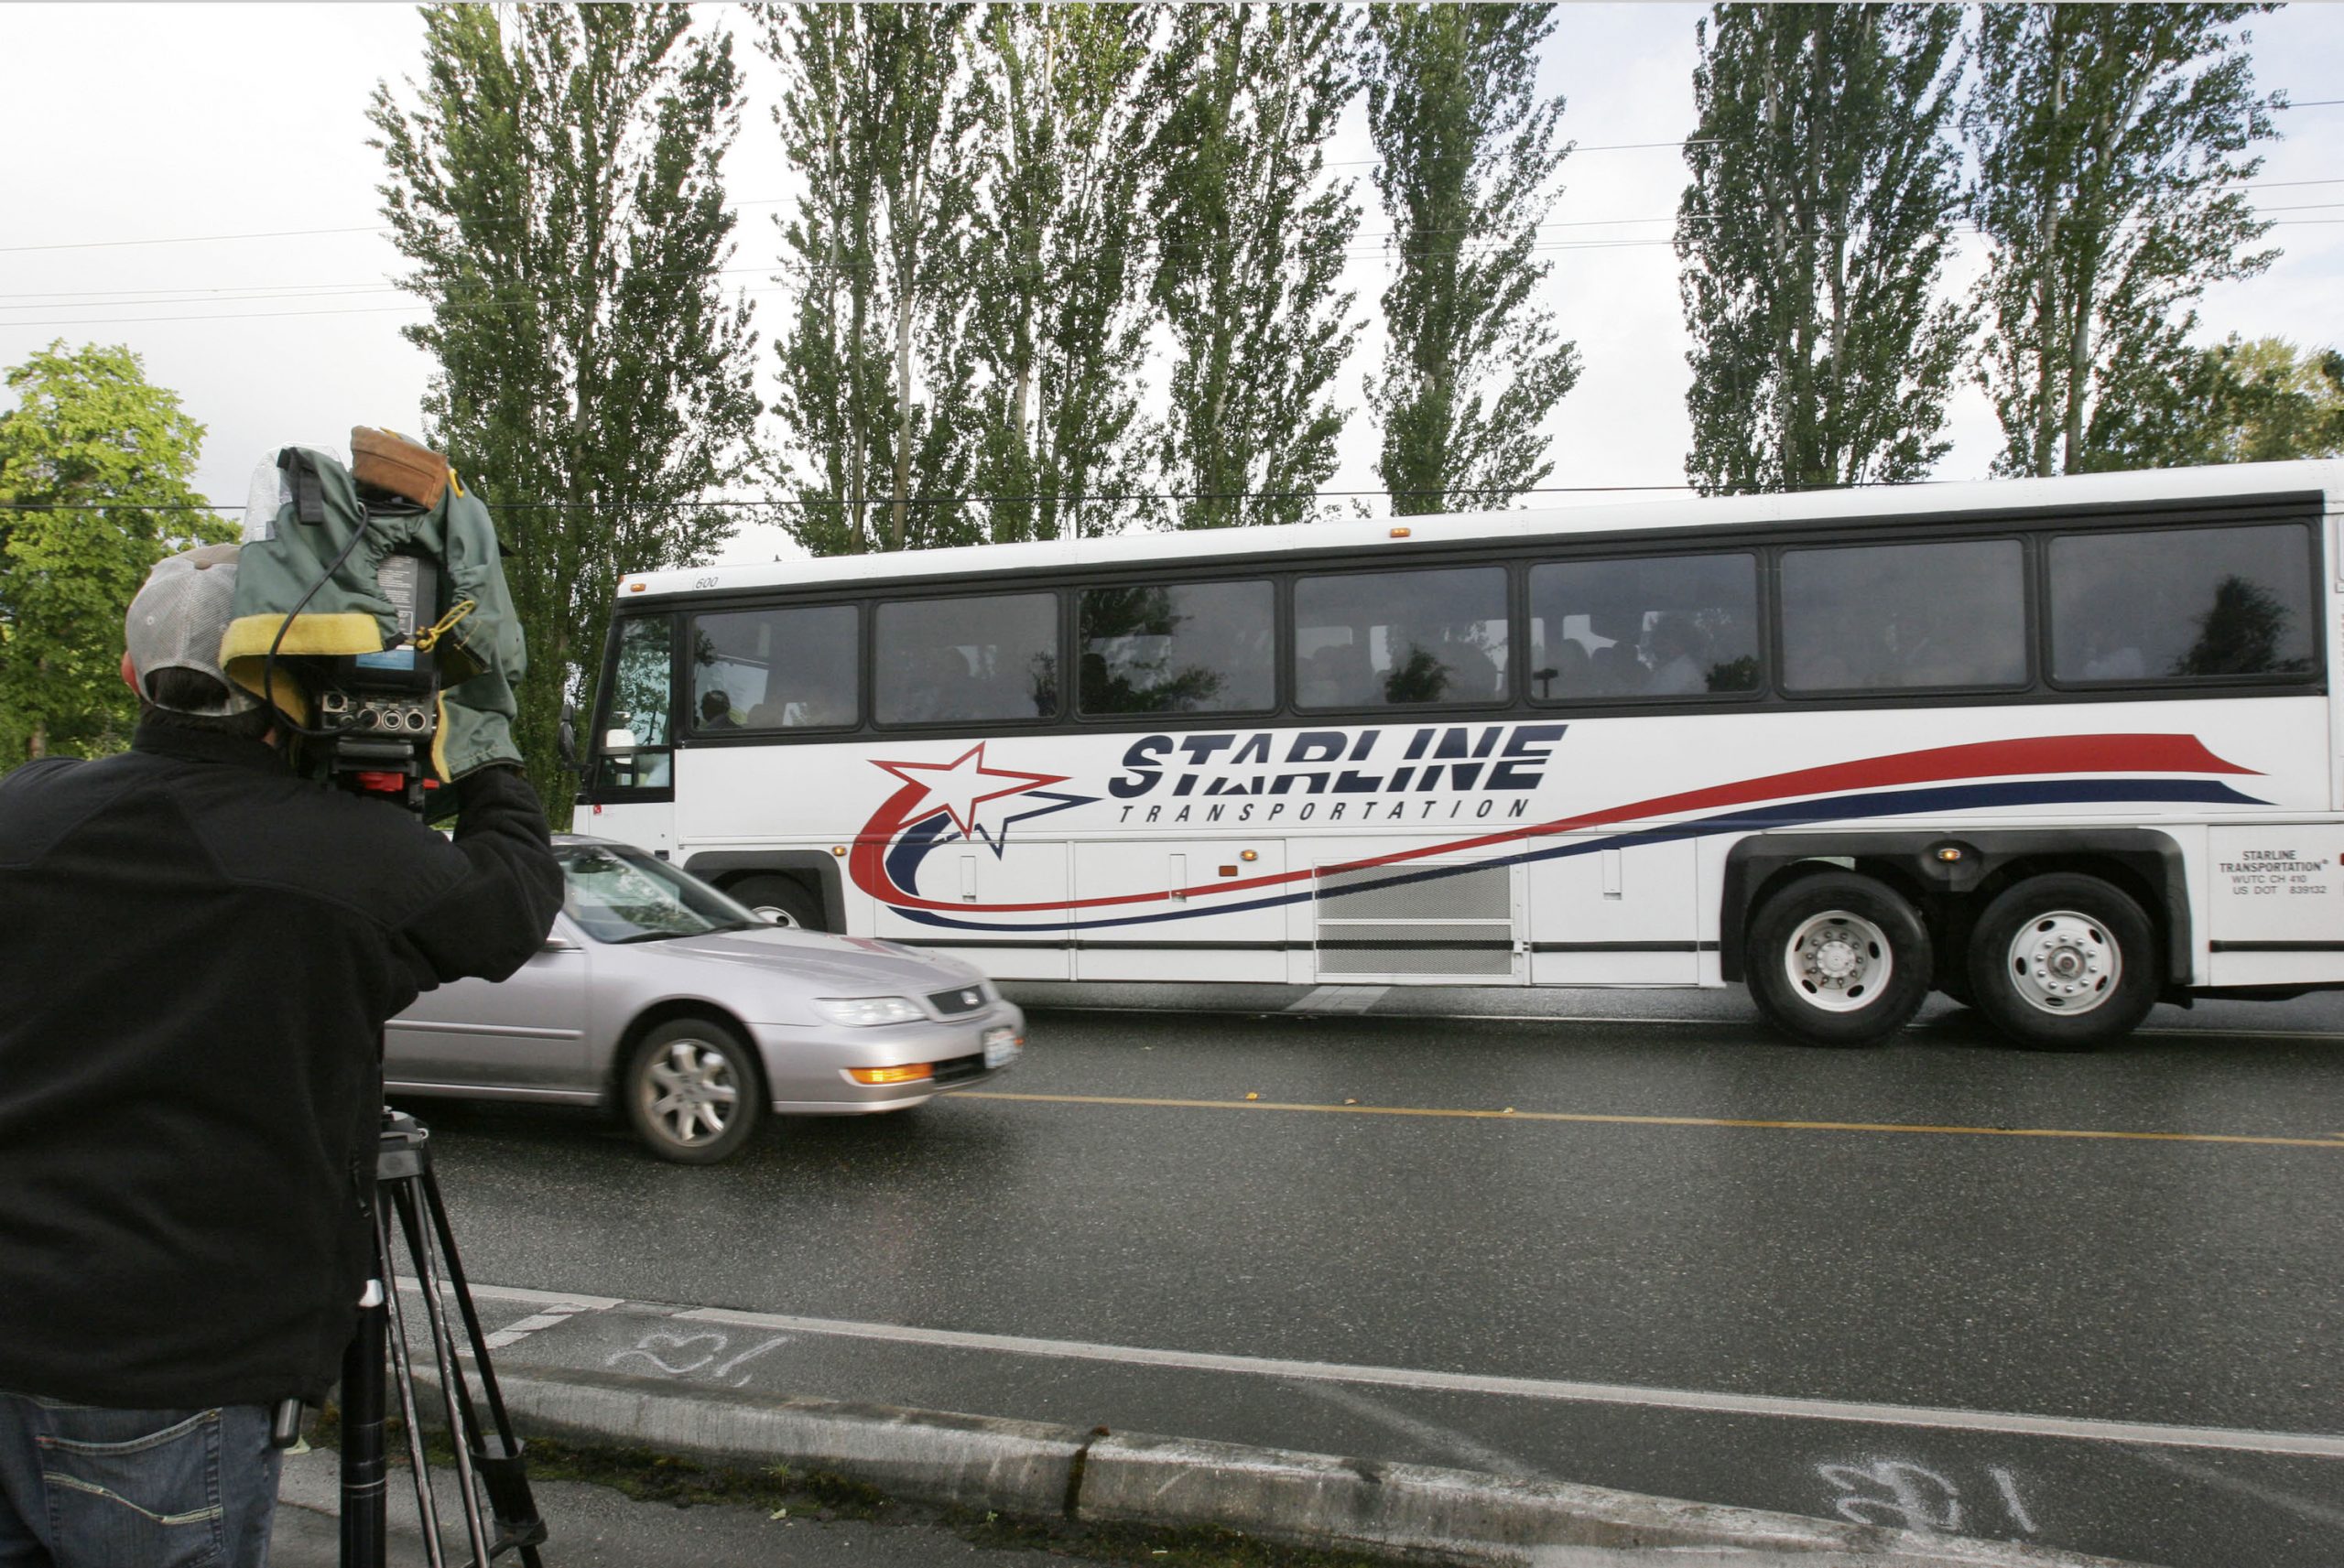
top-left (626, 581), bottom-right (646, 592)
top-left (1241, 849), bottom-right (1259, 862)
top-left (1219, 865), bottom-right (1238, 877)
top-left (1937, 847), bottom-right (1964, 862)
top-left (1390, 526), bottom-right (1412, 538)
top-left (849, 1064), bottom-right (934, 1086)
top-left (831, 845), bottom-right (847, 857)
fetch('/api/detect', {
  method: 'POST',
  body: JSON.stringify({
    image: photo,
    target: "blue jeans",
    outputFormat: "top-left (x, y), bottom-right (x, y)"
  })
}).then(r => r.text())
top-left (0, 1393), bottom-right (280, 1567)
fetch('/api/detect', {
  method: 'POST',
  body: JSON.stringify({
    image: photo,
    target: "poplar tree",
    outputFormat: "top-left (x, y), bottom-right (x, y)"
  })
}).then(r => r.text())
top-left (967, 4), bottom-right (1161, 544)
top-left (1149, 5), bottom-right (1363, 530)
top-left (1677, 4), bottom-right (1968, 495)
top-left (1964, 4), bottom-right (2280, 477)
top-left (371, 3), bottom-right (759, 818)
top-left (1362, 3), bottom-right (1579, 515)
top-left (761, 3), bottom-right (983, 555)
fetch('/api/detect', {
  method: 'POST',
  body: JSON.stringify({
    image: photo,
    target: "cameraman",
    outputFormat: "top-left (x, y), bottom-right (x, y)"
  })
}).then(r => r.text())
top-left (0, 543), bottom-right (562, 1566)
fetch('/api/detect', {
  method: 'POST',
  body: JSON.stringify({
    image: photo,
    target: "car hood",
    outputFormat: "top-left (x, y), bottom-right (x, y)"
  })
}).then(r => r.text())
top-left (641, 926), bottom-right (984, 994)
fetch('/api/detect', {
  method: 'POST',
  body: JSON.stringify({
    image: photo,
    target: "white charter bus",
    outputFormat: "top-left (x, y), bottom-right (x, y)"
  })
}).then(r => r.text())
top-left (581, 460), bottom-right (2344, 1049)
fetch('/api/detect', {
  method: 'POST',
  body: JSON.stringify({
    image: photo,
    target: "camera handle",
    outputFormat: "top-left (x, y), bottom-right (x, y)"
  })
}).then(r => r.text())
top-left (338, 1109), bottom-right (546, 1568)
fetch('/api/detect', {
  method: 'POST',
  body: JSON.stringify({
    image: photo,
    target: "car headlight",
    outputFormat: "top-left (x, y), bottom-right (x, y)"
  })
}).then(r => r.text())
top-left (811, 996), bottom-right (927, 1027)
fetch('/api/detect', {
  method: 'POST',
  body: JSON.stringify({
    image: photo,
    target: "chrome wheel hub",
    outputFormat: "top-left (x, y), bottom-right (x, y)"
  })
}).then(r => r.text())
top-left (1785, 910), bottom-right (1892, 1013)
top-left (2007, 912), bottom-right (2119, 1015)
top-left (645, 1041), bottom-right (739, 1143)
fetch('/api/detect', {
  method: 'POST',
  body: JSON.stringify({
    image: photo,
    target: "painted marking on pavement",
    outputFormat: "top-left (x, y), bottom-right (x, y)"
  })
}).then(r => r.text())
top-left (1286, 986), bottom-right (1389, 1014)
top-left (959, 1091), bottom-right (2344, 1150)
top-left (394, 1278), bottom-right (624, 1312)
top-left (1026, 1001), bottom-right (2344, 1043)
top-left (675, 1303), bottom-right (2344, 1461)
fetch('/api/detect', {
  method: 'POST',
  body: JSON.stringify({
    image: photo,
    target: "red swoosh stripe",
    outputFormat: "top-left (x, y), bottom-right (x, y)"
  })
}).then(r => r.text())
top-left (850, 733), bottom-right (2252, 914)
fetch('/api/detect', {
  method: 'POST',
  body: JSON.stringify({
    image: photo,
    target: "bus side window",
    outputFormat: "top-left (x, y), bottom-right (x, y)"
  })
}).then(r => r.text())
top-left (1527, 554), bottom-right (1761, 701)
top-left (598, 613), bottom-right (674, 790)
top-left (875, 593), bottom-right (1059, 724)
top-left (1782, 538), bottom-right (2025, 694)
top-left (2049, 523), bottom-right (2317, 684)
top-left (691, 604), bottom-right (861, 731)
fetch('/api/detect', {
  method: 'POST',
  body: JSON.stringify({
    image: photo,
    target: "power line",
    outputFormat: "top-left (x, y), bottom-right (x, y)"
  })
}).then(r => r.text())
top-left (15, 216), bottom-right (2341, 331)
top-left (5, 481), bottom-right (1728, 516)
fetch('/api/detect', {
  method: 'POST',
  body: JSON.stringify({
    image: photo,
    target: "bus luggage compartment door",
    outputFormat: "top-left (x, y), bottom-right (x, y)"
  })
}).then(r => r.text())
top-left (1311, 856), bottom-right (1523, 985)
top-left (1072, 840), bottom-right (1288, 983)
top-left (871, 839), bottom-right (1073, 981)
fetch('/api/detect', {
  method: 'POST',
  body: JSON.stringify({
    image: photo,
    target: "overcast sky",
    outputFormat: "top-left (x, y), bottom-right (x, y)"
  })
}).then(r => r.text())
top-left (4, 3), bottom-right (2339, 565)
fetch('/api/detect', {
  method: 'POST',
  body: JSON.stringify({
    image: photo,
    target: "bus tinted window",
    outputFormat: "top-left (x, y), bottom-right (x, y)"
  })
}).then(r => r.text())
top-left (1782, 538), bottom-right (2026, 692)
top-left (598, 613), bottom-right (672, 789)
top-left (690, 605), bottom-right (858, 731)
top-left (2050, 524), bottom-right (2316, 683)
top-left (875, 593), bottom-right (1059, 723)
top-left (1080, 580), bottom-right (1274, 716)
top-left (1293, 567), bottom-right (1508, 708)
top-left (1527, 554), bottom-right (1759, 700)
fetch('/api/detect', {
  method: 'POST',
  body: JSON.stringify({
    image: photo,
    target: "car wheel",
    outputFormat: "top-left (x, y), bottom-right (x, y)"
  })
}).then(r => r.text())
top-left (1967, 874), bottom-right (2157, 1051)
top-left (1746, 871), bottom-right (1931, 1048)
top-left (731, 875), bottom-right (824, 931)
top-left (624, 1019), bottom-right (765, 1164)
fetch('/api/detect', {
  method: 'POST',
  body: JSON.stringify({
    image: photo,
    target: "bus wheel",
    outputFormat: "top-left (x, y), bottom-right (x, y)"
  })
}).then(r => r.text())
top-left (731, 875), bottom-right (824, 931)
top-left (1747, 872), bottom-right (1931, 1047)
top-left (1967, 874), bottom-right (2156, 1050)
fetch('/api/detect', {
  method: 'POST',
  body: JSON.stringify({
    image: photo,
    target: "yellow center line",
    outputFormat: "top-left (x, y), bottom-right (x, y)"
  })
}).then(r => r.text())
top-left (959, 1091), bottom-right (2344, 1150)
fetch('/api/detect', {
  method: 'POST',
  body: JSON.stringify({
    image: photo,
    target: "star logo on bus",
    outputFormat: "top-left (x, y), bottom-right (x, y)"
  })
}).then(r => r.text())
top-left (872, 743), bottom-right (1088, 853)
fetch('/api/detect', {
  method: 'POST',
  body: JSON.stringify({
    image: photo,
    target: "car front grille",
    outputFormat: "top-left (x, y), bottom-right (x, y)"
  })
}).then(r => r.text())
top-left (929, 1052), bottom-right (988, 1086)
top-left (927, 985), bottom-right (988, 1017)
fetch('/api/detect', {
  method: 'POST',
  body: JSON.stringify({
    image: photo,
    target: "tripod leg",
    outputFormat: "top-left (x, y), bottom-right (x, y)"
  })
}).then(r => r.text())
top-left (421, 1165), bottom-right (548, 1567)
top-left (338, 1280), bottom-right (389, 1568)
top-left (396, 1180), bottom-right (494, 1568)
top-left (379, 1193), bottom-right (450, 1568)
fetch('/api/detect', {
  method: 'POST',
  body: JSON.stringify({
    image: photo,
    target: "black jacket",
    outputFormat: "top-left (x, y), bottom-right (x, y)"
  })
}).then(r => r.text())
top-left (0, 722), bottom-right (562, 1408)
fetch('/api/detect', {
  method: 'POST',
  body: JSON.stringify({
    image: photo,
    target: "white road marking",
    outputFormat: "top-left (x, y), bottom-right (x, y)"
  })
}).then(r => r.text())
top-left (674, 1305), bottom-right (2344, 1461)
top-left (1286, 986), bottom-right (1389, 1013)
top-left (1290, 1379), bottom-right (1546, 1480)
top-left (2131, 1446), bottom-right (2344, 1528)
top-left (393, 1277), bottom-right (624, 1312)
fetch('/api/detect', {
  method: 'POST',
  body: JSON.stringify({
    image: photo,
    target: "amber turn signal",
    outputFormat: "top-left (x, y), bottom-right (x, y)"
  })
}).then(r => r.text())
top-left (848, 1064), bottom-right (934, 1086)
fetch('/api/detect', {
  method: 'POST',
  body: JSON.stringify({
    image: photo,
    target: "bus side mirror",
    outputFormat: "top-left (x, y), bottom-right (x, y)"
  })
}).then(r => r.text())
top-left (557, 702), bottom-right (582, 774)
top-left (603, 728), bottom-right (639, 752)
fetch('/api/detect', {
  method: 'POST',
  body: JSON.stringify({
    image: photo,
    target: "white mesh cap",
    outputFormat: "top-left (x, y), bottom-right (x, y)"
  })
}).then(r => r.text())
top-left (125, 544), bottom-right (264, 716)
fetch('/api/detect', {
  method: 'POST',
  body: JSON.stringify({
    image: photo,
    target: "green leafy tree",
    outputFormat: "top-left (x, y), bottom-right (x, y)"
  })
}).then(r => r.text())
top-left (761, 3), bottom-right (984, 555)
top-left (1964, 3), bottom-right (2280, 477)
top-left (2113, 334), bottom-right (2344, 469)
top-left (1677, 4), bottom-right (1968, 495)
top-left (968, 3), bottom-right (1161, 544)
top-left (370, 3), bottom-right (760, 820)
top-left (0, 341), bottom-right (219, 765)
top-left (1362, 3), bottom-right (1579, 515)
top-left (1150, 5), bottom-right (1363, 529)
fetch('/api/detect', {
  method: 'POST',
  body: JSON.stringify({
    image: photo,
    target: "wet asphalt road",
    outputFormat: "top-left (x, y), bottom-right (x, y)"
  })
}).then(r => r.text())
top-left (398, 987), bottom-right (2344, 1567)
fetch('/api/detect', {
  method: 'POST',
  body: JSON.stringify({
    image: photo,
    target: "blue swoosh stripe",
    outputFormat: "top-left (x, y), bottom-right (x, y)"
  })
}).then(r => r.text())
top-left (885, 777), bottom-right (2265, 935)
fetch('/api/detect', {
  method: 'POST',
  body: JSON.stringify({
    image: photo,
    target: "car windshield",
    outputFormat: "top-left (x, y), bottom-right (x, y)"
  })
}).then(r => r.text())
top-left (557, 844), bottom-right (764, 944)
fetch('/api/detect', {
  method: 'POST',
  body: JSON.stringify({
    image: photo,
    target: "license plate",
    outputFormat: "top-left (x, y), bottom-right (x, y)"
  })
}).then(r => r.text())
top-left (982, 1027), bottom-right (1021, 1069)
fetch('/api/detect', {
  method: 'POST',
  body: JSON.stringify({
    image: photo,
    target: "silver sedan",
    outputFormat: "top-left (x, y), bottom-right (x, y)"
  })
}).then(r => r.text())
top-left (386, 838), bottom-right (1025, 1162)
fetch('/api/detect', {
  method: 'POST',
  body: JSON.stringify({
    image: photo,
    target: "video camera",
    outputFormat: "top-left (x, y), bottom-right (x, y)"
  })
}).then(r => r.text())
top-left (230, 429), bottom-right (519, 816)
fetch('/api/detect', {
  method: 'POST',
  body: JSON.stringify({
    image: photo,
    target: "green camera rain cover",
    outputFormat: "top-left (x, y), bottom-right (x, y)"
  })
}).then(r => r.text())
top-left (222, 445), bottom-right (526, 782)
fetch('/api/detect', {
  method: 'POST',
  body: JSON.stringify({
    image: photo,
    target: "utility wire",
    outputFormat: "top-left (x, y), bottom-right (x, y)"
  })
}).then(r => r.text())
top-left (13, 172), bottom-right (2342, 307)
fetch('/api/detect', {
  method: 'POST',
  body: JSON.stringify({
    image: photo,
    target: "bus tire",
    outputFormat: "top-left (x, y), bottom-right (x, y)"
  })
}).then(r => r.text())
top-left (1746, 871), bottom-right (1931, 1047)
top-left (730, 874), bottom-right (824, 931)
top-left (1966, 874), bottom-right (2156, 1051)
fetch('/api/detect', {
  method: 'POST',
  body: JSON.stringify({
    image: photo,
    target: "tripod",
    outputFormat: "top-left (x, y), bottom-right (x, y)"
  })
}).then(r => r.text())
top-left (337, 1109), bottom-right (547, 1568)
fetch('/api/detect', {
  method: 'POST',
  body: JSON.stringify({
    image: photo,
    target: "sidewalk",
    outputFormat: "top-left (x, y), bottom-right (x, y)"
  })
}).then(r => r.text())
top-left (285, 1279), bottom-right (2152, 1568)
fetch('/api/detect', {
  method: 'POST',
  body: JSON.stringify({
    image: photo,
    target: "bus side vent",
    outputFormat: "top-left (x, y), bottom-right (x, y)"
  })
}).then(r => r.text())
top-left (1314, 861), bottom-right (1514, 977)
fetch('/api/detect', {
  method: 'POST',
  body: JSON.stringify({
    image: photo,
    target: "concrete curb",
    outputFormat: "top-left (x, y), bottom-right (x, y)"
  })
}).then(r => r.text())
top-left (482, 1366), bottom-right (2143, 1567)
